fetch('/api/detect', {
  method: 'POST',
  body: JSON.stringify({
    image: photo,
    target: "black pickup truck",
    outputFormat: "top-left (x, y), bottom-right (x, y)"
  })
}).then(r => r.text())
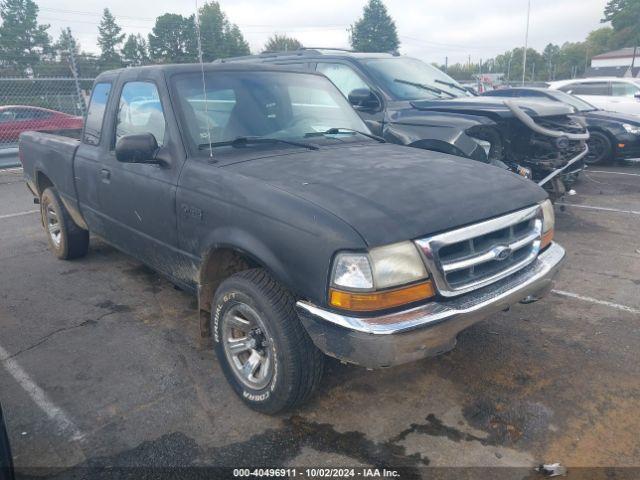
top-left (219, 50), bottom-right (590, 198)
top-left (20, 63), bottom-right (565, 413)
top-left (0, 403), bottom-right (13, 480)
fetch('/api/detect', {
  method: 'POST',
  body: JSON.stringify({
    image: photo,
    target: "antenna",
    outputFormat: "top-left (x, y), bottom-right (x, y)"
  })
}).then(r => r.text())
top-left (194, 0), bottom-right (214, 158)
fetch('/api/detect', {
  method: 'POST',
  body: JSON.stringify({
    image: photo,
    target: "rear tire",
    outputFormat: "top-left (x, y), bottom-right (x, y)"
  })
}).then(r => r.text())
top-left (585, 131), bottom-right (612, 165)
top-left (40, 187), bottom-right (89, 260)
top-left (212, 269), bottom-right (324, 414)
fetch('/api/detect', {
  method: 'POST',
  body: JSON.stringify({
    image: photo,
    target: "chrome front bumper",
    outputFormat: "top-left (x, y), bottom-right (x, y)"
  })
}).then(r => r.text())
top-left (296, 242), bottom-right (565, 369)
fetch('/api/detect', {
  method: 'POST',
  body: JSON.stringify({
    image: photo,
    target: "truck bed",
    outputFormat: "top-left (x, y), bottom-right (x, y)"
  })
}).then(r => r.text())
top-left (19, 131), bottom-right (81, 212)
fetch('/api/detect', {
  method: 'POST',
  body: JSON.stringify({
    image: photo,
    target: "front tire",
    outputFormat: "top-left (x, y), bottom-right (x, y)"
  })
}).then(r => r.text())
top-left (585, 131), bottom-right (612, 165)
top-left (212, 269), bottom-right (324, 414)
top-left (40, 187), bottom-right (89, 260)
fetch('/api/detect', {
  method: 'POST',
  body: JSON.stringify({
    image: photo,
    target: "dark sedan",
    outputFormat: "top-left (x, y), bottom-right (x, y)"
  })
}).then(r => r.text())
top-left (0, 404), bottom-right (13, 480)
top-left (483, 87), bottom-right (640, 164)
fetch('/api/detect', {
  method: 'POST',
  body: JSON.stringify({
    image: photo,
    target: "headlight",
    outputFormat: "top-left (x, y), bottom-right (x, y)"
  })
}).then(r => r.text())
top-left (331, 242), bottom-right (427, 291)
top-left (622, 123), bottom-right (640, 135)
top-left (370, 242), bottom-right (428, 288)
top-left (331, 252), bottom-right (374, 290)
top-left (540, 199), bottom-right (555, 249)
top-left (330, 242), bottom-right (434, 311)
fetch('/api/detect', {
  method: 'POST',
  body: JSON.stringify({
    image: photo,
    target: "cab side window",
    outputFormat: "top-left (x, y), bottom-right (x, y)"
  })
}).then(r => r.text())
top-left (560, 82), bottom-right (609, 96)
top-left (316, 63), bottom-right (369, 98)
top-left (83, 82), bottom-right (112, 146)
top-left (611, 82), bottom-right (640, 97)
top-left (115, 81), bottom-right (166, 146)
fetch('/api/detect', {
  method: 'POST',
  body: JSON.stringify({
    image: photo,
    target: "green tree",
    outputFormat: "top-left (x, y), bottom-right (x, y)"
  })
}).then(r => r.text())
top-left (197, 2), bottom-right (249, 60)
top-left (54, 27), bottom-right (79, 63)
top-left (586, 27), bottom-right (614, 54)
top-left (148, 13), bottom-right (197, 63)
top-left (542, 43), bottom-right (560, 80)
top-left (122, 34), bottom-right (149, 66)
top-left (602, 0), bottom-right (640, 47)
top-left (223, 23), bottom-right (250, 57)
top-left (0, 0), bottom-right (50, 67)
top-left (350, 0), bottom-right (399, 53)
top-left (97, 8), bottom-right (125, 64)
top-left (263, 34), bottom-right (302, 52)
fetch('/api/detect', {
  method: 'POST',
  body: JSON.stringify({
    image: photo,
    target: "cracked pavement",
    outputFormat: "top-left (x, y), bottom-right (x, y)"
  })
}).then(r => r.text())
top-left (0, 165), bottom-right (639, 478)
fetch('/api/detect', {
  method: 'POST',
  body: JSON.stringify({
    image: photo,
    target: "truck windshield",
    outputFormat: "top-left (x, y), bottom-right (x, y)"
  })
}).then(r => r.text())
top-left (362, 57), bottom-right (473, 101)
top-left (172, 71), bottom-right (370, 151)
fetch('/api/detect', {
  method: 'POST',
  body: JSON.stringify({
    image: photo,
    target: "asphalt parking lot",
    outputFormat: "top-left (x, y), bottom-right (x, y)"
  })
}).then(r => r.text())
top-left (0, 164), bottom-right (639, 478)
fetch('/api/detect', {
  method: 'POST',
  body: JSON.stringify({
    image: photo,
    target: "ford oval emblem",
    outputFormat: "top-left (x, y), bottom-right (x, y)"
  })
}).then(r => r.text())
top-left (494, 245), bottom-right (512, 261)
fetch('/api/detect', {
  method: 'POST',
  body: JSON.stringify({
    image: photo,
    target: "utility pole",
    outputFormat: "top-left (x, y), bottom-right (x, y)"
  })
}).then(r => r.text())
top-left (66, 28), bottom-right (85, 117)
top-left (522, 0), bottom-right (531, 85)
top-left (445, 56), bottom-right (448, 73)
top-left (585, 48), bottom-right (589, 73)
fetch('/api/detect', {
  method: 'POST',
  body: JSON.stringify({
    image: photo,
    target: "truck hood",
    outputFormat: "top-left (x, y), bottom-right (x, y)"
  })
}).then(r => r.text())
top-left (224, 143), bottom-right (547, 246)
top-left (410, 96), bottom-right (573, 119)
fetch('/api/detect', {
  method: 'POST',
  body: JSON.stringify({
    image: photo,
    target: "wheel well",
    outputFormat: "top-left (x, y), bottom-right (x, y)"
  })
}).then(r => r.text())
top-left (36, 171), bottom-right (54, 196)
top-left (198, 247), bottom-right (261, 312)
top-left (589, 128), bottom-right (614, 143)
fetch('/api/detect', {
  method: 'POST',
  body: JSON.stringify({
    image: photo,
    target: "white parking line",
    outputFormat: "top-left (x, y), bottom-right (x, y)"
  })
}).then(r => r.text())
top-left (0, 209), bottom-right (39, 220)
top-left (588, 170), bottom-right (640, 177)
top-left (0, 167), bottom-right (23, 174)
top-left (557, 203), bottom-right (640, 216)
top-left (0, 344), bottom-right (84, 441)
top-left (552, 290), bottom-right (640, 315)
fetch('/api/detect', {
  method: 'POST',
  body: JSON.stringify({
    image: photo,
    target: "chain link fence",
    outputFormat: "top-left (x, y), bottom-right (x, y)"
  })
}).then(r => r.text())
top-left (0, 75), bottom-right (94, 167)
top-left (0, 77), bottom-right (93, 147)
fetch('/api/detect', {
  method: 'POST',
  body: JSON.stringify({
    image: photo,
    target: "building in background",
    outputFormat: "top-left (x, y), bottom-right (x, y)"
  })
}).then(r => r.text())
top-left (587, 47), bottom-right (640, 78)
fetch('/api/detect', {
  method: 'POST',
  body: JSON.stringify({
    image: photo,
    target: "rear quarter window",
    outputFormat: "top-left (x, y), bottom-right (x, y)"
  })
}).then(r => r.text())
top-left (83, 82), bottom-right (112, 146)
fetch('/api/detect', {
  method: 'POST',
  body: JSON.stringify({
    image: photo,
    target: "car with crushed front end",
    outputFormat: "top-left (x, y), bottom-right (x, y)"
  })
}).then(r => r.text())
top-left (19, 63), bottom-right (565, 414)
top-left (482, 87), bottom-right (640, 165)
top-left (218, 49), bottom-right (589, 200)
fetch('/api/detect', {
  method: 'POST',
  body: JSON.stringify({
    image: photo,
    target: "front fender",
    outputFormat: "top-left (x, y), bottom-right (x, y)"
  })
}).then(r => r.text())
top-left (383, 122), bottom-right (486, 161)
top-left (199, 225), bottom-right (293, 293)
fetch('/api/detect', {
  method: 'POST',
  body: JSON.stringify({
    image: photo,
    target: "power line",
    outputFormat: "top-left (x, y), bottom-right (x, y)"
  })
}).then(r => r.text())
top-left (399, 35), bottom-right (505, 51)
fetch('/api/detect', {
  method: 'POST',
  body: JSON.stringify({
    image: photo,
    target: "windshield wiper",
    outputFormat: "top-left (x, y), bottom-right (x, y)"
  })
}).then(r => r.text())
top-left (304, 127), bottom-right (385, 143)
top-left (199, 136), bottom-right (318, 151)
top-left (393, 78), bottom-right (456, 98)
top-left (434, 78), bottom-right (468, 94)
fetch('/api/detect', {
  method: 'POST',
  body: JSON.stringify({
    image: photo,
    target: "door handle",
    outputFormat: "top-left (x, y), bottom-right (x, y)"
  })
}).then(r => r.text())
top-left (99, 168), bottom-right (111, 183)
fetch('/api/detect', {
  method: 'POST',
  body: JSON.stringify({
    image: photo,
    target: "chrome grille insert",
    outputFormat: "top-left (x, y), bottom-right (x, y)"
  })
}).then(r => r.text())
top-left (415, 205), bottom-right (543, 297)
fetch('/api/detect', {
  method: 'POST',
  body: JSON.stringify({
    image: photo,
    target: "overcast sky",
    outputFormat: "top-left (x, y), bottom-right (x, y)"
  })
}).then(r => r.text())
top-left (35, 0), bottom-right (609, 64)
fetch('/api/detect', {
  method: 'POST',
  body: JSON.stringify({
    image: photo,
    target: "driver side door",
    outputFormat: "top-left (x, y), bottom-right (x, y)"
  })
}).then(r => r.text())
top-left (98, 79), bottom-right (184, 275)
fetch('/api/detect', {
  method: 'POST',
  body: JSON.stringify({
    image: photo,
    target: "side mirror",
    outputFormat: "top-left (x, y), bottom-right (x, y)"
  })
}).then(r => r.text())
top-left (634, 92), bottom-right (640, 100)
top-left (115, 133), bottom-right (161, 164)
top-left (348, 88), bottom-right (380, 110)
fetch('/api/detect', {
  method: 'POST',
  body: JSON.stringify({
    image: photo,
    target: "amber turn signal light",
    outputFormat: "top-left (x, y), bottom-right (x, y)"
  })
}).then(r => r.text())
top-left (329, 281), bottom-right (436, 312)
top-left (541, 228), bottom-right (554, 250)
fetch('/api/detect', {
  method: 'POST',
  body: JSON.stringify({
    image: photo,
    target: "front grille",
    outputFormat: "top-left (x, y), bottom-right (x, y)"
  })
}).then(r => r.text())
top-left (415, 205), bottom-right (542, 297)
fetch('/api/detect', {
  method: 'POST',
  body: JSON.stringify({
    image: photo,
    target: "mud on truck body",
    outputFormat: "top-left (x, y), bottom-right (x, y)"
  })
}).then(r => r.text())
top-left (219, 50), bottom-right (589, 200)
